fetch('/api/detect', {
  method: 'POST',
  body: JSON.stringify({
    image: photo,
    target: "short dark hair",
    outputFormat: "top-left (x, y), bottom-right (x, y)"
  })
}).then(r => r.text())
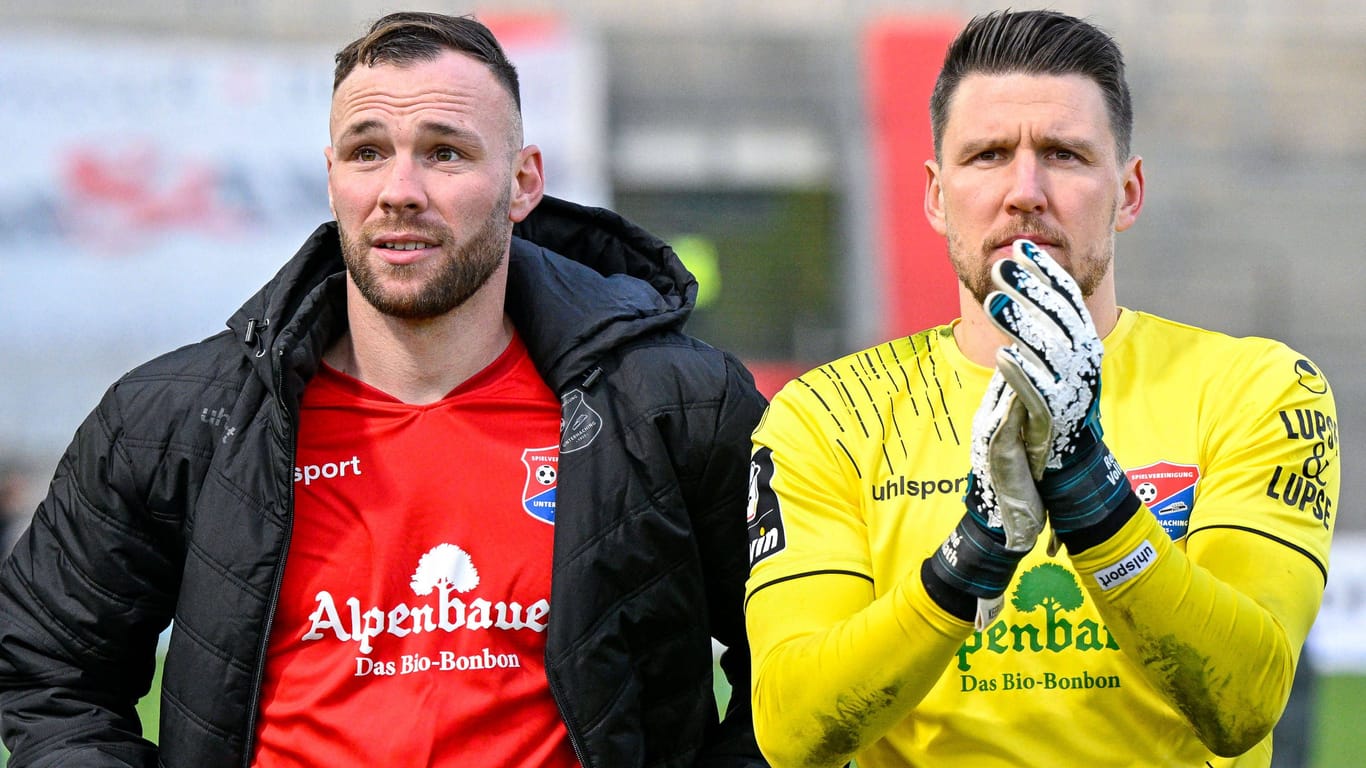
top-left (333, 11), bottom-right (521, 112)
top-left (930, 10), bottom-right (1133, 162)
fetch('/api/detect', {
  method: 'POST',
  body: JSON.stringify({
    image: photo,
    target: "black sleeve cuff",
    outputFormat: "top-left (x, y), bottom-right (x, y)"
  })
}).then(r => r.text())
top-left (920, 558), bottom-right (977, 623)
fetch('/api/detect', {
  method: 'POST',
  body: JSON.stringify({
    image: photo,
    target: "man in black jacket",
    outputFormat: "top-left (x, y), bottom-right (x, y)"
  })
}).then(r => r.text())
top-left (0, 12), bottom-right (767, 768)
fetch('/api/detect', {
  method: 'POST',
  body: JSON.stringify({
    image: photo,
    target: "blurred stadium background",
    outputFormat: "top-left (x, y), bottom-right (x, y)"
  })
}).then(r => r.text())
top-left (0, 0), bottom-right (1361, 765)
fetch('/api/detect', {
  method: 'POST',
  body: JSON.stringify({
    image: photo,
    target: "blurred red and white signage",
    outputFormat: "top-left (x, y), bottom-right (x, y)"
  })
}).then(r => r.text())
top-left (0, 18), bottom-right (604, 457)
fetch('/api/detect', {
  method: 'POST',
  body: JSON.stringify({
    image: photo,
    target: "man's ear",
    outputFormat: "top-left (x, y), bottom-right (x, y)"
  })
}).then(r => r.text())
top-left (925, 160), bottom-right (948, 236)
top-left (1115, 155), bottom-right (1144, 233)
top-left (324, 145), bottom-right (336, 219)
top-left (509, 145), bottom-right (545, 223)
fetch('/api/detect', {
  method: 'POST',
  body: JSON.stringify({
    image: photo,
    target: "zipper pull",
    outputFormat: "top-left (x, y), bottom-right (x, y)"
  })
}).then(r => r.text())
top-left (243, 317), bottom-right (270, 358)
top-left (580, 366), bottom-right (603, 389)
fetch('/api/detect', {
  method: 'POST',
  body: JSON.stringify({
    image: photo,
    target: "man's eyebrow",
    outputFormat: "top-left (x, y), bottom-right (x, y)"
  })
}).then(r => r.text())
top-left (336, 119), bottom-right (384, 145)
top-left (954, 133), bottom-right (1104, 157)
top-left (334, 118), bottom-right (486, 150)
top-left (1039, 133), bottom-right (1103, 155)
top-left (417, 120), bottom-right (482, 145)
top-left (956, 137), bottom-right (1006, 156)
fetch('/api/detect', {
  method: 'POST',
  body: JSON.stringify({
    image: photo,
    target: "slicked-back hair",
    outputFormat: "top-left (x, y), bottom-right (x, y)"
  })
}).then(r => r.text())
top-left (333, 11), bottom-right (521, 113)
top-left (930, 10), bottom-right (1133, 163)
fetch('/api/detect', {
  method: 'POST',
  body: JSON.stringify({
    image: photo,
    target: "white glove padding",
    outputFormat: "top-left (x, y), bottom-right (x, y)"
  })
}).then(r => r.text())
top-left (985, 240), bottom-right (1139, 553)
top-left (985, 239), bottom-right (1104, 470)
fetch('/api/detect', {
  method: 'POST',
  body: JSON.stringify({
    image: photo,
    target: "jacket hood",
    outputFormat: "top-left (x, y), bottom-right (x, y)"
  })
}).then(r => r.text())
top-left (508, 195), bottom-right (698, 389)
top-left (226, 196), bottom-right (698, 393)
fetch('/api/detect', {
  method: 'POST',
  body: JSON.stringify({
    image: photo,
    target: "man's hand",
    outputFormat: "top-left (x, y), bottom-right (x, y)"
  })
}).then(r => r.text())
top-left (924, 373), bottom-right (1044, 630)
top-left (985, 239), bottom-right (1103, 470)
top-left (984, 240), bottom-right (1140, 553)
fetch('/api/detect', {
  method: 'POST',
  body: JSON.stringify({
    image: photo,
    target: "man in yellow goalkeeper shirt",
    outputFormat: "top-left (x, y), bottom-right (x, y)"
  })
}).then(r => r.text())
top-left (745, 9), bottom-right (1338, 767)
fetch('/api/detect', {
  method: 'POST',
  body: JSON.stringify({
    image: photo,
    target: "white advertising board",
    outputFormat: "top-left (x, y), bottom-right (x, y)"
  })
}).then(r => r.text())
top-left (0, 19), bottom-right (605, 460)
top-left (1307, 533), bottom-right (1366, 673)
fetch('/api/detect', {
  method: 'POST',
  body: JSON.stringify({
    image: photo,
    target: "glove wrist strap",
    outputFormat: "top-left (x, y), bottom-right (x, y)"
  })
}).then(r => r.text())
top-left (1040, 439), bottom-right (1140, 554)
top-left (921, 559), bottom-right (978, 622)
top-left (922, 496), bottom-right (1026, 622)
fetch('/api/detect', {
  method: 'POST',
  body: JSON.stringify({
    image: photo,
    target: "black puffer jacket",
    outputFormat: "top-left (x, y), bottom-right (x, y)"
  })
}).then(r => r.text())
top-left (0, 197), bottom-right (768, 768)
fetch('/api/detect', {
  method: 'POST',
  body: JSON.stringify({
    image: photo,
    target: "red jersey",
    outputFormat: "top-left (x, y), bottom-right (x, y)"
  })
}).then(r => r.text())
top-left (252, 332), bottom-right (578, 767)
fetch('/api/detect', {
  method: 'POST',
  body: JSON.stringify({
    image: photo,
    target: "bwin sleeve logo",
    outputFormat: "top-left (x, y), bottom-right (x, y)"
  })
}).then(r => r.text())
top-left (747, 447), bottom-right (786, 568)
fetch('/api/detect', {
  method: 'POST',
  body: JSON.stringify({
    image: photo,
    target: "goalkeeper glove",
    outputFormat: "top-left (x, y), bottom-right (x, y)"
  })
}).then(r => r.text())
top-left (924, 375), bottom-right (1045, 630)
top-left (985, 240), bottom-right (1140, 554)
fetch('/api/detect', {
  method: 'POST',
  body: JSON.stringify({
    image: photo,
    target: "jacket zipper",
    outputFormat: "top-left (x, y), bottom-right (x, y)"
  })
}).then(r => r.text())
top-left (546, 664), bottom-right (592, 768)
top-left (240, 346), bottom-right (297, 767)
top-left (546, 370), bottom-right (600, 768)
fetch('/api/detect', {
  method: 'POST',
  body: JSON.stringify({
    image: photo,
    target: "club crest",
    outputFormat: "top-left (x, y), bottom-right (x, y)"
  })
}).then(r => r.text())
top-left (1126, 461), bottom-right (1200, 540)
top-left (521, 446), bottom-right (559, 525)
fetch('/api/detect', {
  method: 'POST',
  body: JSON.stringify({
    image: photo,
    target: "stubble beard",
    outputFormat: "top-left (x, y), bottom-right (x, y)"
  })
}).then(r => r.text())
top-left (947, 212), bottom-right (1115, 305)
top-left (341, 191), bottom-right (513, 321)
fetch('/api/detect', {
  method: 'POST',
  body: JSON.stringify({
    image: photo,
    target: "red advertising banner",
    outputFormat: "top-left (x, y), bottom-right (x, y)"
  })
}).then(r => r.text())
top-left (864, 17), bottom-right (961, 339)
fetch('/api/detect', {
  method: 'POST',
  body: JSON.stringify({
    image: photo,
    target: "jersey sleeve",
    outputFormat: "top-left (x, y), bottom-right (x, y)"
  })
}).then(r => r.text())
top-left (744, 377), bottom-right (872, 601)
top-left (1189, 344), bottom-right (1337, 575)
top-left (745, 375), bottom-right (975, 768)
top-left (1066, 344), bottom-right (1338, 758)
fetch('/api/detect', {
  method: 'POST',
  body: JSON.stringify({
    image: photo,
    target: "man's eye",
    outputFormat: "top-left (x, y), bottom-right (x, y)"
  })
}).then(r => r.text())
top-left (355, 148), bottom-right (381, 162)
top-left (433, 147), bottom-right (460, 162)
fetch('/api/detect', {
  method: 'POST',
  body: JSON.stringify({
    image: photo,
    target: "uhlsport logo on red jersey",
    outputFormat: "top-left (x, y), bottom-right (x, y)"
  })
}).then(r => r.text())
top-left (1125, 461), bottom-right (1199, 540)
top-left (521, 447), bottom-right (558, 525)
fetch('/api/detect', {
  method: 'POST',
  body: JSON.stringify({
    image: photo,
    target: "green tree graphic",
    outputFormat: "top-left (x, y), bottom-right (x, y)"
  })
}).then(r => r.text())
top-left (1011, 562), bottom-right (1083, 615)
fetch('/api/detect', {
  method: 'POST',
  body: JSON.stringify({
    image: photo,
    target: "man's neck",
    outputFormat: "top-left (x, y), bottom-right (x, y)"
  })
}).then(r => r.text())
top-left (325, 277), bottom-right (515, 405)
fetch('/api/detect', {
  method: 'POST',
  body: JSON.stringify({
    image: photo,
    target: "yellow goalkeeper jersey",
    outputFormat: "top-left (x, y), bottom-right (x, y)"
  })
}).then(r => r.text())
top-left (746, 309), bottom-right (1337, 768)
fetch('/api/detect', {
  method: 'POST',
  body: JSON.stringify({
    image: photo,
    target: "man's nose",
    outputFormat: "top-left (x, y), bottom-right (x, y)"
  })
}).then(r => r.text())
top-left (377, 156), bottom-right (427, 213)
top-left (1004, 155), bottom-right (1047, 215)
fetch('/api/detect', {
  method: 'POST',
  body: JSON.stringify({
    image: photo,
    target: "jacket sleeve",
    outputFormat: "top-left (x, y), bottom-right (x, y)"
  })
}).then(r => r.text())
top-left (686, 352), bottom-right (770, 768)
top-left (0, 384), bottom-right (179, 767)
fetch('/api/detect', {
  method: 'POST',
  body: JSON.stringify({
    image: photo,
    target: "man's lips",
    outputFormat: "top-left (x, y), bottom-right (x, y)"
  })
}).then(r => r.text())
top-left (991, 237), bottom-right (1059, 260)
top-left (371, 236), bottom-right (439, 265)
top-left (996, 236), bottom-right (1056, 250)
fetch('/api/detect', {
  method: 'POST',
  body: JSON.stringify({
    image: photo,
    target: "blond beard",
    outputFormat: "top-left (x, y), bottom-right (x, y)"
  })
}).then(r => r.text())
top-left (340, 190), bottom-right (512, 321)
top-left (946, 215), bottom-right (1114, 304)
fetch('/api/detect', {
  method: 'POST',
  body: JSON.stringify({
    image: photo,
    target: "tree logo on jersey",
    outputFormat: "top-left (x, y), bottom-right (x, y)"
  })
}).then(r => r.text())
top-left (560, 389), bottom-right (602, 453)
top-left (747, 447), bottom-right (786, 568)
top-left (521, 447), bottom-right (559, 525)
top-left (955, 563), bottom-right (1120, 675)
top-left (1125, 461), bottom-right (1199, 541)
top-left (1011, 562), bottom-right (1084, 615)
top-left (411, 543), bottom-right (481, 595)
